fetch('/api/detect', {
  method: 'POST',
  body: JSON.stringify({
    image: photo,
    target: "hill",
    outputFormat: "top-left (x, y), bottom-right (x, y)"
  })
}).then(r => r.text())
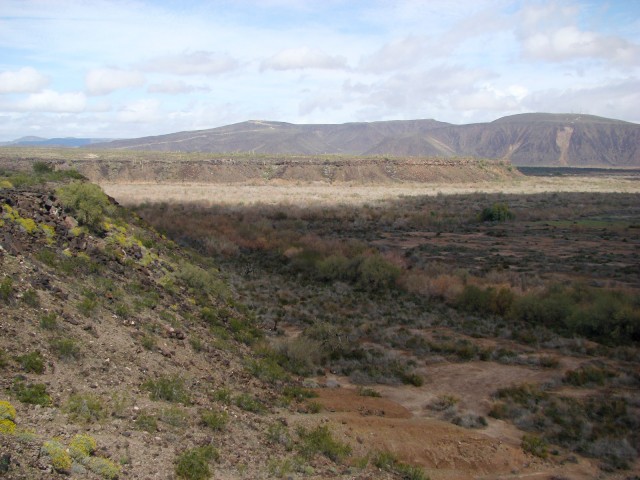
top-left (93, 114), bottom-right (640, 167)
top-left (0, 137), bottom-right (113, 148)
top-left (0, 169), bottom-right (410, 479)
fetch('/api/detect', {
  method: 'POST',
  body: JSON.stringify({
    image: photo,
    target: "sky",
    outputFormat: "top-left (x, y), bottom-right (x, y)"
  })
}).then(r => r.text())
top-left (0, 0), bottom-right (639, 141)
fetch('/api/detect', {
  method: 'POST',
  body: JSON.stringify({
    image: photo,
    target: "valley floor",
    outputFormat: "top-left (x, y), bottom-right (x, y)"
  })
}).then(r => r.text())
top-left (102, 176), bottom-right (640, 206)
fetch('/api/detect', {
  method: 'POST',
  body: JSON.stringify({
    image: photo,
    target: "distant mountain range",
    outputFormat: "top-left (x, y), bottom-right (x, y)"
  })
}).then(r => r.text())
top-left (0, 136), bottom-right (112, 147)
top-left (4, 113), bottom-right (639, 167)
top-left (91, 113), bottom-right (639, 167)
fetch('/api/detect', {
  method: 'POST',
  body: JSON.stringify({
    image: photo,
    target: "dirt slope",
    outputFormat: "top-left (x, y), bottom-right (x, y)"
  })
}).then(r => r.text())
top-left (0, 178), bottom-right (401, 479)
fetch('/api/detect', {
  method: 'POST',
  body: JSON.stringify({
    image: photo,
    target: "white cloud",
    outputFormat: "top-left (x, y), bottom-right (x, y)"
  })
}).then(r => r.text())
top-left (0, 67), bottom-right (49, 94)
top-left (142, 52), bottom-right (238, 75)
top-left (523, 78), bottom-right (640, 122)
top-left (147, 80), bottom-right (210, 94)
top-left (18, 90), bottom-right (86, 112)
top-left (261, 47), bottom-right (347, 71)
top-left (518, 3), bottom-right (640, 65)
top-left (523, 26), bottom-right (640, 64)
top-left (359, 36), bottom-right (426, 73)
top-left (118, 99), bottom-right (161, 123)
top-left (85, 68), bottom-right (145, 95)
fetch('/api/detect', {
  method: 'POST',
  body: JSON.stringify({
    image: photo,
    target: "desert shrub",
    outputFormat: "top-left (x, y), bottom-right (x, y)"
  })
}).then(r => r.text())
top-left (521, 434), bottom-right (549, 458)
top-left (39, 312), bottom-right (58, 330)
top-left (0, 277), bottom-right (13, 303)
top-left (273, 336), bottom-right (325, 376)
top-left (56, 181), bottom-right (116, 231)
top-left (77, 295), bottom-right (98, 317)
top-left (134, 413), bottom-right (158, 433)
top-left (175, 445), bottom-right (219, 480)
top-left (493, 382), bottom-right (638, 469)
top-left (0, 401), bottom-right (16, 421)
top-left (64, 393), bottom-right (105, 423)
top-left (160, 405), bottom-right (189, 428)
top-left (69, 433), bottom-right (97, 460)
top-left (373, 451), bottom-right (428, 480)
top-left (355, 254), bottom-right (401, 292)
top-left (0, 349), bottom-right (7, 369)
top-left (401, 371), bottom-right (424, 387)
top-left (175, 262), bottom-right (228, 301)
top-left (13, 381), bottom-right (51, 406)
top-left (42, 440), bottom-right (72, 473)
top-left (456, 285), bottom-right (514, 316)
top-left (50, 337), bottom-right (81, 361)
top-left (428, 394), bottom-right (459, 411)
top-left (211, 387), bottom-right (232, 405)
top-left (564, 364), bottom-right (618, 387)
top-left (510, 284), bottom-right (640, 345)
top-left (85, 457), bottom-right (121, 479)
top-left (266, 422), bottom-right (294, 450)
top-left (234, 393), bottom-right (265, 414)
top-left (15, 350), bottom-right (45, 374)
top-left (357, 386), bottom-right (381, 397)
top-left (32, 161), bottom-right (53, 174)
top-left (282, 386), bottom-right (318, 402)
top-left (21, 288), bottom-right (39, 307)
top-left (479, 202), bottom-right (514, 222)
top-left (452, 413), bottom-right (487, 429)
top-left (143, 376), bottom-right (190, 404)
top-left (140, 334), bottom-right (156, 351)
top-left (245, 356), bottom-right (288, 383)
top-left (297, 424), bottom-right (351, 462)
top-left (200, 409), bottom-right (228, 431)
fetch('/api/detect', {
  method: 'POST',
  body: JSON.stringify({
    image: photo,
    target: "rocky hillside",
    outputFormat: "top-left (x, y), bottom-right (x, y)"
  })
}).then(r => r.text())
top-left (93, 113), bottom-right (640, 168)
top-left (0, 168), bottom-right (404, 479)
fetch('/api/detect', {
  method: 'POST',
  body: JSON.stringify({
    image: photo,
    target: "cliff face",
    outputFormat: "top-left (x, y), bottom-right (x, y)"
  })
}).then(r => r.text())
top-left (92, 114), bottom-right (640, 167)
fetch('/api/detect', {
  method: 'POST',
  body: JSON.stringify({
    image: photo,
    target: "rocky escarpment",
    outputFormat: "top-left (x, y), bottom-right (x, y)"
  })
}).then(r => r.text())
top-left (0, 153), bottom-right (521, 185)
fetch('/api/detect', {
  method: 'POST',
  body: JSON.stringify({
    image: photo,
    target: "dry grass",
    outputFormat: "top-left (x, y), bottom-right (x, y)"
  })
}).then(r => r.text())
top-left (103, 176), bottom-right (640, 206)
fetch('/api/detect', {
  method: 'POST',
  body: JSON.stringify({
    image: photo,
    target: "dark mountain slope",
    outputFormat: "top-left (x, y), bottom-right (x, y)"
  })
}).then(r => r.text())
top-left (93, 114), bottom-right (639, 167)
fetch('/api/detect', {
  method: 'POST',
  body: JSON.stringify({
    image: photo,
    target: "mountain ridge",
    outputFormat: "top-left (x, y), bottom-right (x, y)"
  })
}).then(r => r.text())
top-left (91, 113), bottom-right (640, 167)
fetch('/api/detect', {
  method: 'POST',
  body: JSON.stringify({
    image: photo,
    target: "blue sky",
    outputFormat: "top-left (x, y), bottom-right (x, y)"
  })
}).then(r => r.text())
top-left (0, 0), bottom-right (638, 140)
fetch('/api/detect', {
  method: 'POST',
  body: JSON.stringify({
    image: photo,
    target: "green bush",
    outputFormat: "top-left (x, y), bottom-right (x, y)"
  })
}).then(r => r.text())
top-left (373, 451), bottom-right (428, 480)
top-left (234, 393), bottom-right (265, 414)
top-left (564, 364), bottom-right (617, 386)
top-left (85, 457), bottom-right (121, 480)
top-left (16, 351), bottom-right (45, 374)
top-left (175, 445), bottom-right (219, 480)
top-left (143, 376), bottom-right (190, 404)
top-left (160, 405), bottom-right (189, 428)
top-left (0, 277), bottom-right (13, 303)
top-left (134, 413), bottom-right (158, 433)
top-left (50, 337), bottom-right (81, 361)
top-left (200, 409), bottom-right (229, 431)
top-left (39, 312), bottom-right (58, 330)
top-left (13, 381), bottom-right (51, 406)
top-left (56, 181), bottom-right (115, 231)
top-left (297, 424), bottom-right (351, 462)
top-left (21, 288), bottom-right (40, 307)
top-left (64, 393), bottom-right (105, 423)
top-left (479, 202), bottom-right (514, 222)
top-left (521, 434), bottom-right (549, 458)
top-left (355, 254), bottom-right (401, 292)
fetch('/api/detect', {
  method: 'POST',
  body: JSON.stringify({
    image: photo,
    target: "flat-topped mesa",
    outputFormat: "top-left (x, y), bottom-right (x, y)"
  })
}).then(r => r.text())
top-left (0, 154), bottom-right (520, 184)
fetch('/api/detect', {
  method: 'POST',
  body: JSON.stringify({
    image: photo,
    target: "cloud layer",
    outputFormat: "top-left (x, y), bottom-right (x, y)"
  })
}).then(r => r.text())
top-left (0, 0), bottom-right (638, 140)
